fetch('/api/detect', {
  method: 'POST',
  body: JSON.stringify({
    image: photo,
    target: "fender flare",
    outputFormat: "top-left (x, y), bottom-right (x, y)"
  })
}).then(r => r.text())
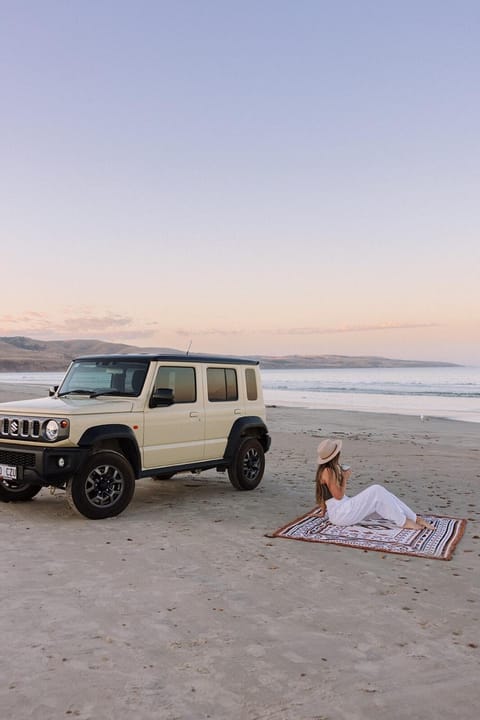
top-left (223, 416), bottom-right (271, 462)
top-left (78, 424), bottom-right (142, 477)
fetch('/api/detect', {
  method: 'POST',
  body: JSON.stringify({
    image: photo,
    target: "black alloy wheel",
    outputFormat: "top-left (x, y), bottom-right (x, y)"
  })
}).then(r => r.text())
top-left (0, 478), bottom-right (42, 502)
top-left (228, 438), bottom-right (265, 490)
top-left (66, 450), bottom-right (135, 519)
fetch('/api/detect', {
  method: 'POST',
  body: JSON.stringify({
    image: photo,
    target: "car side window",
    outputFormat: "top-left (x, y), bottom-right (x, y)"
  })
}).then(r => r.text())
top-left (207, 368), bottom-right (238, 402)
top-left (245, 368), bottom-right (258, 401)
top-left (154, 366), bottom-right (196, 403)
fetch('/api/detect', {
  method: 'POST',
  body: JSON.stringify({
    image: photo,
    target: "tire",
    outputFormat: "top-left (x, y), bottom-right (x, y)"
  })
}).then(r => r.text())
top-left (0, 479), bottom-right (42, 502)
top-left (66, 450), bottom-right (135, 519)
top-left (228, 438), bottom-right (265, 491)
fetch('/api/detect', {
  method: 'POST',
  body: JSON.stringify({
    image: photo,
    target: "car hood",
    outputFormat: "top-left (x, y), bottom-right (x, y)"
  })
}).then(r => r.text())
top-left (0, 396), bottom-right (135, 416)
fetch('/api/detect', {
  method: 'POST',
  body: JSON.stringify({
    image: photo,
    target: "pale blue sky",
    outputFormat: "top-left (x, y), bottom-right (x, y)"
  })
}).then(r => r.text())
top-left (1, 1), bottom-right (479, 363)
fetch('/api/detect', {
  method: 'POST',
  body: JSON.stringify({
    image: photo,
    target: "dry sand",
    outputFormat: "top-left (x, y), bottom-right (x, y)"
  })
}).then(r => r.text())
top-left (1, 383), bottom-right (479, 719)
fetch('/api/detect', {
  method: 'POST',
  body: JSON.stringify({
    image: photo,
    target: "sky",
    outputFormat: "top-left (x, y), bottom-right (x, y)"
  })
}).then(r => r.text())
top-left (1, 1), bottom-right (479, 364)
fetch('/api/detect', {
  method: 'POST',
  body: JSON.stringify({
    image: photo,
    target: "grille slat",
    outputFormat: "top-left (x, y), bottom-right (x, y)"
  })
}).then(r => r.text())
top-left (1, 416), bottom-right (43, 441)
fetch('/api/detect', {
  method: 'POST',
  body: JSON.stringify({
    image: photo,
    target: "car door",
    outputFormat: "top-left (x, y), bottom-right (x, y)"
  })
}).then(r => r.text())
top-left (143, 364), bottom-right (205, 469)
top-left (203, 365), bottom-right (245, 460)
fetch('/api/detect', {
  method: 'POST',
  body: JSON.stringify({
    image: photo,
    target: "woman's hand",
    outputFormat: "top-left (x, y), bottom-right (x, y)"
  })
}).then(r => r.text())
top-left (340, 467), bottom-right (351, 490)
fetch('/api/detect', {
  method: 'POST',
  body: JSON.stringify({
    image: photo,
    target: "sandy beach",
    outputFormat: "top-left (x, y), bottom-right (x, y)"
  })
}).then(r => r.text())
top-left (1, 382), bottom-right (479, 720)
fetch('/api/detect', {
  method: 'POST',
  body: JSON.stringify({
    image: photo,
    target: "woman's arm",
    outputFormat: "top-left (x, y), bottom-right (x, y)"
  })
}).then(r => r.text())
top-left (322, 467), bottom-right (348, 500)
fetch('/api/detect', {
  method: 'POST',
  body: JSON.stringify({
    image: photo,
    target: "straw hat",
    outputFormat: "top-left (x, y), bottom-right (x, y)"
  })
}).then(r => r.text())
top-left (317, 438), bottom-right (342, 465)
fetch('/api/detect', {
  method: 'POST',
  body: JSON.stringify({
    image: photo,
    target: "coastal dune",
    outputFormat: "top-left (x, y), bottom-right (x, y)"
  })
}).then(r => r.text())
top-left (0, 383), bottom-right (479, 719)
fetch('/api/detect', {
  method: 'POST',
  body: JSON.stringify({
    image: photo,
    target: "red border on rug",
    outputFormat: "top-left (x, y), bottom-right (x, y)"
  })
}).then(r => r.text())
top-left (266, 508), bottom-right (467, 560)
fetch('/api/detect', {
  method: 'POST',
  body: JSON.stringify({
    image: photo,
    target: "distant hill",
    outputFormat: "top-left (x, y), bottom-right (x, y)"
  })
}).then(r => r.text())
top-left (0, 336), bottom-right (179, 372)
top-left (252, 354), bottom-right (459, 369)
top-left (0, 336), bottom-right (459, 372)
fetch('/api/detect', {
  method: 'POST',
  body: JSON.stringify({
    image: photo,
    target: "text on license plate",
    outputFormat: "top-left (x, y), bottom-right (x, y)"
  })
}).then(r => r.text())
top-left (0, 464), bottom-right (17, 480)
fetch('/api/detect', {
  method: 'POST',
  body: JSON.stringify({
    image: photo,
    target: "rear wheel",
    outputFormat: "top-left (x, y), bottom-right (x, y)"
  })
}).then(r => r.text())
top-left (0, 479), bottom-right (42, 502)
top-left (66, 450), bottom-right (135, 519)
top-left (228, 438), bottom-right (265, 491)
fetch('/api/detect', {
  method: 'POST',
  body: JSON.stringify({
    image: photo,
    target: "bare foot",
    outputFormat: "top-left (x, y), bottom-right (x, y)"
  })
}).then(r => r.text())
top-left (403, 519), bottom-right (422, 530)
top-left (416, 516), bottom-right (436, 531)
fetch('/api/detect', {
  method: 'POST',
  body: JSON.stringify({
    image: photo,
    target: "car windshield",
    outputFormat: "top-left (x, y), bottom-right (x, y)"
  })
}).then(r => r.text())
top-left (58, 359), bottom-right (149, 397)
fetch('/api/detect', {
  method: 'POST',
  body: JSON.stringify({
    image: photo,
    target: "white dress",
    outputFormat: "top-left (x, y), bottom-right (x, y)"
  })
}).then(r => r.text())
top-left (326, 483), bottom-right (417, 527)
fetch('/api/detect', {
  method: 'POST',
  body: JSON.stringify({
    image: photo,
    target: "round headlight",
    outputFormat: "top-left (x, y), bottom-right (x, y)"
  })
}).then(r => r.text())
top-left (45, 420), bottom-right (60, 441)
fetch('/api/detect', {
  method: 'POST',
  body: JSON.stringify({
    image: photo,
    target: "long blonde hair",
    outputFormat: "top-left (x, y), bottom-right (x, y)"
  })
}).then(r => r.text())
top-left (315, 454), bottom-right (344, 513)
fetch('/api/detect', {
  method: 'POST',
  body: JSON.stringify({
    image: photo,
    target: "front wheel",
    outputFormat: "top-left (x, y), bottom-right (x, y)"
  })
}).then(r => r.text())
top-left (228, 438), bottom-right (265, 491)
top-left (66, 451), bottom-right (135, 519)
top-left (0, 479), bottom-right (42, 502)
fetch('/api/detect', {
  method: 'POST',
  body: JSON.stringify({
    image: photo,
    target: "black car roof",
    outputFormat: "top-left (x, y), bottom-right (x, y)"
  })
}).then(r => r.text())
top-left (73, 353), bottom-right (259, 366)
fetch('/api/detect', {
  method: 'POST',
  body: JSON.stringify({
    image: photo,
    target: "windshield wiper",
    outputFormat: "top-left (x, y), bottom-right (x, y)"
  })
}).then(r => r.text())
top-left (88, 390), bottom-right (126, 399)
top-left (57, 389), bottom-right (94, 397)
top-left (57, 389), bottom-right (126, 398)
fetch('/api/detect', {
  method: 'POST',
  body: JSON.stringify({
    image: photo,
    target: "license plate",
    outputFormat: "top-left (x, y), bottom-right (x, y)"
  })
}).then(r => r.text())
top-left (0, 464), bottom-right (17, 480)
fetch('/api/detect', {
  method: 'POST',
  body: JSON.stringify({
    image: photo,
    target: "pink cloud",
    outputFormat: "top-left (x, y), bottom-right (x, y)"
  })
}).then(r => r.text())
top-left (175, 322), bottom-right (440, 337)
top-left (0, 311), bottom-right (153, 342)
top-left (277, 322), bottom-right (441, 335)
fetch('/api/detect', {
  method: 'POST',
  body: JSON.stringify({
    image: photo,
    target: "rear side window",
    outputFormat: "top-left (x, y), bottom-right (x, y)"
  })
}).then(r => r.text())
top-left (207, 368), bottom-right (238, 402)
top-left (154, 366), bottom-right (196, 403)
top-left (245, 368), bottom-right (258, 401)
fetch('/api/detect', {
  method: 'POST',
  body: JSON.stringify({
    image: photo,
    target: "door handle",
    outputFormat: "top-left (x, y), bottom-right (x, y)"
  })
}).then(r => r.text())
top-left (190, 411), bottom-right (200, 418)
top-left (234, 409), bottom-right (242, 415)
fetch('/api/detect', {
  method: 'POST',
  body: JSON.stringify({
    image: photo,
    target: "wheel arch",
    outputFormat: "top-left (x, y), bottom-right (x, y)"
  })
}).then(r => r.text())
top-left (78, 425), bottom-right (141, 477)
top-left (223, 416), bottom-right (271, 462)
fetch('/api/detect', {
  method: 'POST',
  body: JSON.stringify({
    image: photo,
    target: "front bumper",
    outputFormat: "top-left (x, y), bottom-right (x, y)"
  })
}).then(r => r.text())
top-left (0, 443), bottom-right (89, 487)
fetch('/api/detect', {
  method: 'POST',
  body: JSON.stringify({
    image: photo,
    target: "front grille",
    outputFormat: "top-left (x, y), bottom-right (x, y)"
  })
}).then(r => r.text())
top-left (0, 449), bottom-right (36, 468)
top-left (0, 416), bottom-right (42, 441)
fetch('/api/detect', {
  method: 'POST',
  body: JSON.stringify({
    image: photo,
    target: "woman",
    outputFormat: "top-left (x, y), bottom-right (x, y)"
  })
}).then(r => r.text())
top-left (315, 439), bottom-right (435, 530)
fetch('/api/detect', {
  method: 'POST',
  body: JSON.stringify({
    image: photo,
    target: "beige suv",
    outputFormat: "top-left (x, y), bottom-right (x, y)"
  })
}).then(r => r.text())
top-left (0, 354), bottom-right (271, 519)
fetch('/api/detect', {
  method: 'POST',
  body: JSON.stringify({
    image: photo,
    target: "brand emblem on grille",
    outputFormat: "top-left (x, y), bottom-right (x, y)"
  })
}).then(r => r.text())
top-left (11, 420), bottom-right (19, 434)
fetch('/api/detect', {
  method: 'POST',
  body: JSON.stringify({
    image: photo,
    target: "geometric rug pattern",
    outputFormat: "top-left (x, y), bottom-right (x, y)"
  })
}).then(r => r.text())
top-left (267, 508), bottom-right (467, 560)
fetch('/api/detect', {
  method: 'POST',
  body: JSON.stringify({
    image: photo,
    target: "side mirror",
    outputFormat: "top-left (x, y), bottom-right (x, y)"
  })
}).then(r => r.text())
top-left (149, 387), bottom-right (175, 408)
top-left (49, 385), bottom-right (59, 397)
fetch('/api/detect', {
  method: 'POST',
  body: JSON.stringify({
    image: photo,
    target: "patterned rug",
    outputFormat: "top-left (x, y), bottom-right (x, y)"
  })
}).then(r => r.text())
top-left (267, 509), bottom-right (467, 560)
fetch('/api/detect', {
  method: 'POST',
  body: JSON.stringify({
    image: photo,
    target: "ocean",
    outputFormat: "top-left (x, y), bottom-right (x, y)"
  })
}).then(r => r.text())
top-left (261, 366), bottom-right (480, 424)
top-left (0, 372), bottom-right (65, 387)
top-left (1, 366), bottom-right (480, 424)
